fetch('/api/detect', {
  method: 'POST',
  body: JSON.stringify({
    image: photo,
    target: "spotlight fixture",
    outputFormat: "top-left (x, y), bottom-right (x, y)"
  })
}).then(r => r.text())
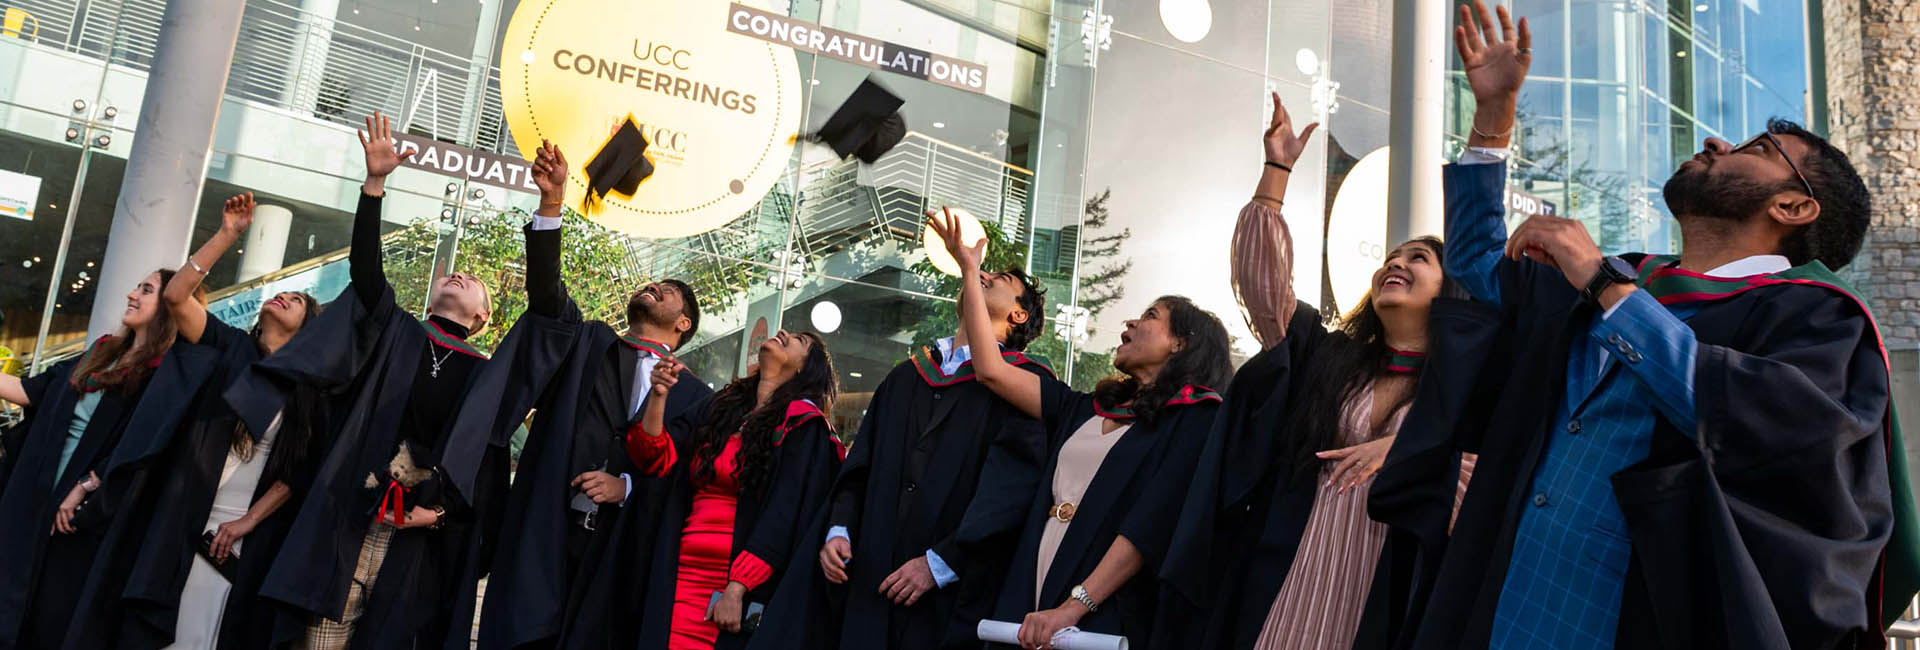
top-left (65, 127), bottom-right (80, 141)
top-left (71, 99), bottom-right (86, 113)
top-left (440, 208), bottom-right (456, 220)
top-left (101, 106), bottom-right (117, 119)
top-left (468, 188), bottom-right (486, 200)
top-left (94, 134), bottom-right (111, 147)
top-left (445, 182), bottom-right (459, 195)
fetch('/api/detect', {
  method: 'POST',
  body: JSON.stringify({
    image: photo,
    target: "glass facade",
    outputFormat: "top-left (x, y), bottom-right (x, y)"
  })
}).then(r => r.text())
top-left (1446, 0), bottom-right (1815, 256)
top-left (0, 0), bottom-right (1818, 432)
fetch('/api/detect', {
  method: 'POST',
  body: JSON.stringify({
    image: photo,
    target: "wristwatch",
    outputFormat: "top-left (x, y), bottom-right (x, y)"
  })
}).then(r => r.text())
top-left (1582, 256), bottom-right (1636, 305)
top-left (1069, 585), bottom-right (1099, 612)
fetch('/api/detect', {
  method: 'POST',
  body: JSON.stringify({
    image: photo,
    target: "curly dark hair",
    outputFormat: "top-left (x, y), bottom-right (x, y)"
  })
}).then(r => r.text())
top-left (1002, 267), bottom-right (1045, 351)
top-left (1768, 119), bottom-right (1872, 270)
top-left (688, 332), bottom-right (837, 500)
top-left (1089, 296), bottom-right (1232, 427)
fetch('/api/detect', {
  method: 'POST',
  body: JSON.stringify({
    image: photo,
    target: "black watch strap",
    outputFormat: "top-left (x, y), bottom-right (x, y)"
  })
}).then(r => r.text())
top-left (1582, 256), bottom-right (1635, 304)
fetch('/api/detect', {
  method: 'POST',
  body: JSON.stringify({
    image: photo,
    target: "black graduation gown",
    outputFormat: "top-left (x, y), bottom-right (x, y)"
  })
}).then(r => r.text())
top-left (462, 223), bottom-right (716, 650)
top-left (1402, 254), bottom-right (1898, 650)
top-left (236, 191), bottom-right (506, 650)
top-left (754, 347), bottom-right (1053, 650)
top-left (1156, 301), bottom-right (1418, 650)
top-left (60, 316), bottom-right (333, 650)
top-left (0, 338), bottom-right (216, 650)
top-left (631, 398), bottom-right (844, 650)
top-left (984, 379), bottom-right (1221, 647)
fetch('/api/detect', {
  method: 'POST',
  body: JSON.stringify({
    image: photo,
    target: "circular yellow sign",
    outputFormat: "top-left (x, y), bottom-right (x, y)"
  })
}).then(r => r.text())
top-left (500, 0), bottom-right (802, 238)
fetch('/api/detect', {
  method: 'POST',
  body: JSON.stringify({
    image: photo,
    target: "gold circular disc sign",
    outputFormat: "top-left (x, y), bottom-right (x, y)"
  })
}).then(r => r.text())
top-left (500, 0), bottom-right (802, 238)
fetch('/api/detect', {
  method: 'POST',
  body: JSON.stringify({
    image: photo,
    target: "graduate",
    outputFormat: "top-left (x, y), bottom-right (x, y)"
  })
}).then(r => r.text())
top-left (463, 141), bottom-right (715, 650)
top-left (623, 330), bottom-right (844, 650)
top-left (1154, 93), bottom-right (1473, 650)
top-left (1399, 3), bottom-right (1920, 648)
top-left (58, 194), bottom-right (331, 650)
top-left (237, 112), bottom-right (506, 650)
top-left (0, 268), bottom-right (218, 650)
top-left (752, 233), bottom-right (1052, 650)
top-left (928, 210), bottom-right (1232, 649)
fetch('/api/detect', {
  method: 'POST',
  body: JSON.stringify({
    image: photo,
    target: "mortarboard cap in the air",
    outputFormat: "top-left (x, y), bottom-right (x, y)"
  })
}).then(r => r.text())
top-left (582, 117), bottom-right (654, 207)
top-left (813, 76), bottom-right (907, 164)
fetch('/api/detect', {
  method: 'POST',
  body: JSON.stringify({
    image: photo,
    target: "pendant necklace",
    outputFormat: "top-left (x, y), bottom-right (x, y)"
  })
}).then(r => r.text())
top-left (427, 341), bottom-right (457, 378)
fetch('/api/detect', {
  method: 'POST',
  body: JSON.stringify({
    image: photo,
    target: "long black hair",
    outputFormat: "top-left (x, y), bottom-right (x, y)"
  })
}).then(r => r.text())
top-left (689, 332), bottom-right (838, 501)
top-left (1090, 296), bottom-right (1233, 427)
top-left (1276, 237), bottom-right (1463, 476)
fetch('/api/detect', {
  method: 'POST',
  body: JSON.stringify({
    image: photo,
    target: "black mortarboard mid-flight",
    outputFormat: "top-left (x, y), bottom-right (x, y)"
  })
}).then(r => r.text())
top-left (813, 76), bottom-right (907, 164)
top-left (581, 117), bottom-right (654, 210)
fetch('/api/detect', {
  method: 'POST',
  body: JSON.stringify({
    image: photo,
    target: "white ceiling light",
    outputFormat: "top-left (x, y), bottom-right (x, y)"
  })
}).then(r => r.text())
top-left (1295, 48), bottom-right (1320, 76)
top-left (811, 301), bottom-right (843, 333)
top-left (932, 122), bottom-right (946, 128)
top-left (921, 207), bottom-right (987, 277)
top-left (1159, 0), bottom-right (1212, 43)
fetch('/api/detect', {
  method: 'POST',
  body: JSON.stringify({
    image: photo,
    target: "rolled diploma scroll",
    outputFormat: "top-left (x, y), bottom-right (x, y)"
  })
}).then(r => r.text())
top-left (976, 620), bottom-right (1129, 650)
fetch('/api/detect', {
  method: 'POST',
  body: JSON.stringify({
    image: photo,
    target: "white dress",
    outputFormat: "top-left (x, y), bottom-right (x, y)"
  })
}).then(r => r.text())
top-left (164, 413), bottom-right (279, 650)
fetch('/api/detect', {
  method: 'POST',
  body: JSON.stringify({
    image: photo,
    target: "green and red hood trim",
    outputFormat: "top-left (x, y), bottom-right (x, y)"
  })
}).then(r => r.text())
top-left (1634, 254), bottom-right (1920, 628)
top-left (420, 320), bottom-right (487, 359)
top-left (618, 334), bottom-right (674, 359)
top-left (773, 399), bottom-right (843, 459)
top-left (1093, 384), bottom-right (1222, 421)
top-left (908, 346), bottom-right (1056, 387)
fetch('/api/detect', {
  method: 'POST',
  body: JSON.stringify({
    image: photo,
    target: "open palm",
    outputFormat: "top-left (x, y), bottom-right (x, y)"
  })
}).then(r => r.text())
top-left (1455, 1), bottom-right (1531, 102)
top-left (357, 112), bottom-right (413, 178)
top-left (1264, 91), bottom-right (1318, 168)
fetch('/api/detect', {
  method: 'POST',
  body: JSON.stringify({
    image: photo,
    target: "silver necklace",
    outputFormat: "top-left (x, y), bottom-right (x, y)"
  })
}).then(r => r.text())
top-left (427, 340), bottom-right (457, 378)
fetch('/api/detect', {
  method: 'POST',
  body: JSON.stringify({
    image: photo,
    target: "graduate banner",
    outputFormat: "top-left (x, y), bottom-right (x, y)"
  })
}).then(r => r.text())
top-left (726, 3), bottom-right (990, 95)
top-left (500, 0), bottom-right (803, 238)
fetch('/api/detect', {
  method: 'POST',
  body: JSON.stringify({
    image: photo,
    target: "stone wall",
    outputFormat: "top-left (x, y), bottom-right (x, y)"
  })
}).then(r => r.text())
top-left (1827, 0), bottom-right (1920, 345)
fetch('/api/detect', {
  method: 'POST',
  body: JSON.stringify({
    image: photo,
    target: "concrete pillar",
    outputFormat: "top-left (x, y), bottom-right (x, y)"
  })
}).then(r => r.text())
top-left (1385, 0), bottom-right (1445, 245)
top-left (285, 0), bottom-right (342, 113)
top-left (86, 0), bottom-right (246, 339)
top-left (238, 204), bottom-right (293, 282)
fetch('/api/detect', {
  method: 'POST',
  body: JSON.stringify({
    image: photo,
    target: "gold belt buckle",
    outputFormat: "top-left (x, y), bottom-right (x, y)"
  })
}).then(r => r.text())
top-left (1050, 502), bottom-right (1077, 523)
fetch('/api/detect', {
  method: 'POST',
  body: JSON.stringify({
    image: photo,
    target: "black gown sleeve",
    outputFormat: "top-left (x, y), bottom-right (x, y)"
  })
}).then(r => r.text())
top-left (522, 223), bottom-right (568, 318)
top-left (828, 376), bottom-right (891, 534)
top-left (737, 418), bottom-right (841, 589)
top-left (350, 192), bottom-right (392, 310)
top-left (930, 395), bottom-right (1048, 574)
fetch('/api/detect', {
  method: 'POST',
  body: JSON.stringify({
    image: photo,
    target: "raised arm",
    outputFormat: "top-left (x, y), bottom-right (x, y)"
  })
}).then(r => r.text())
top-left (625, 358), bottom-right (685, 477)
top-left (523, 140), bottom-right (570, 318)
top-left (0, 374), bottom-right (25, 407)
top-left (350, 112), bottom-right (414, 308)
top-left (1232, 93), bottom-right (1316, 349)
top-left (926, 208), bottom-right (1041, 420)
top-left (168, 193), bottom-right (255, 343)
top-left (1444, 1), bottom-right (1532, 306)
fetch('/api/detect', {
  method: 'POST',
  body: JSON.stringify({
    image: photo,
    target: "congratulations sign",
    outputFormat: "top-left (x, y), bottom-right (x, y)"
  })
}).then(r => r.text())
top-left (726, 3), bottom-right (989, 95)
top-left (500, 0), bottom-right (802, 238)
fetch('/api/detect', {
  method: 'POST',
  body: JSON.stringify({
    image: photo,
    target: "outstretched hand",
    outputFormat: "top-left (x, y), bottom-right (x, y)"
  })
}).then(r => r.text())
top-left (532, 139), bottom-right (568, 202)
top-left (220, 192), bottom-right (256, 236)
top-left (1264, 91), bottom-right (1318, 169)
top-left (925, 207), bottom-right (985, 275)
top-left (357, 112), bottom-right (415, 179)
top-left (1455, 0), bottom-right (1531, 104)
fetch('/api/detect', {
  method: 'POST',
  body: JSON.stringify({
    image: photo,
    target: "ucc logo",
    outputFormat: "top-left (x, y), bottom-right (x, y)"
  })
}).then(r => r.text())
top-left (633, 40), bottom-right (692, 70)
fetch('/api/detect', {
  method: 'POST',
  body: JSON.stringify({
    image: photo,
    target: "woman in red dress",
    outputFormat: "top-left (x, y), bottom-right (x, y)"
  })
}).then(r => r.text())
top-left (627, 329), bottom-right (844, 650)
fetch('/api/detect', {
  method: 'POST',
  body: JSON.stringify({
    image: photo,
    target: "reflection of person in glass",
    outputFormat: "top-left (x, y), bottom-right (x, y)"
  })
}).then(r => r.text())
top-left (624, 330), bottom-right (842, 650)
top-left (1153, 90), bottom-right (1474, 650)
top-left (466, 140), bottom-right (715, 650)
top-left (1398, 2), bottom-right (1915, 648)
top-left (238, 111), bottom-right (506, 650)
top-left (930, 209), bottom-right (1233, 649)
top-left (57, 192), bottom-right (332, 650)
top-left (0, 267), bottom-right (212, 650)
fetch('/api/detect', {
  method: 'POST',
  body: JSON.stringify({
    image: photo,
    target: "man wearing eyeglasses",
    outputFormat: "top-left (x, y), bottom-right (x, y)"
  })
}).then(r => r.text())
top-left (1384, 2), bottom-right (1920, 649)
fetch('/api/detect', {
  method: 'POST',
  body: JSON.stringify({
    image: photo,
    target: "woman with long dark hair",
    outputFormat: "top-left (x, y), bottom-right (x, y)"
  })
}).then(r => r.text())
top-left (58, 192), bottom-right (333, 650)
top-left (0, 267), bottom-right (217, 650)
top-left (1153, 94), bottom-right (1474, 650)
top-left (930, 209), bottom-right (1234, 649)
top-left (625, 330), bottom-right (845, 650)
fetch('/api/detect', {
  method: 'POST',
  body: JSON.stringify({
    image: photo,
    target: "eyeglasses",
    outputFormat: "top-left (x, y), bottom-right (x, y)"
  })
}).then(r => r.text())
top-left (1733, 132), bottom-right (1817, 199)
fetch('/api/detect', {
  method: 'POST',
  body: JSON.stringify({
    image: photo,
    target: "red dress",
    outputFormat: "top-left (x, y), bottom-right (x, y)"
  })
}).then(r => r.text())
top-left (628, 433), bottom-right (774, 650)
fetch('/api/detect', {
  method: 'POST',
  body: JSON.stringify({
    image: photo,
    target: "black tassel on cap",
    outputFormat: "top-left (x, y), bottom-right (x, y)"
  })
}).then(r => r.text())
top-left (581, 117), bottom-right (654, 210)
top-left (812, 76), bottom-right (907, 164)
